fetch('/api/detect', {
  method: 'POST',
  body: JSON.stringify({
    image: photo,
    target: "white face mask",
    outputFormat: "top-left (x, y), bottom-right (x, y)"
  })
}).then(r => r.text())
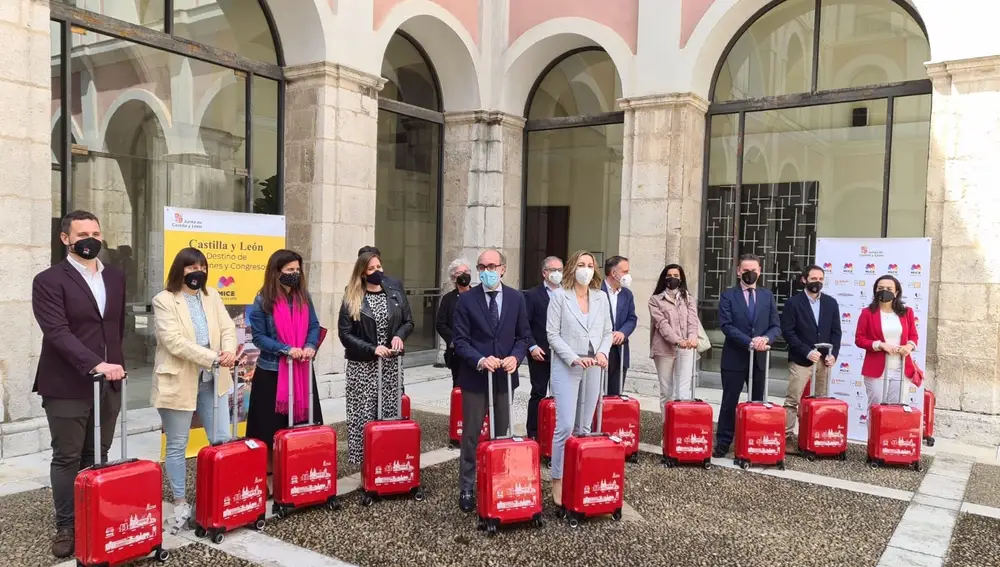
top-left (547, 270), bottom-right (563, 286)
top-left (575, 267), bottom-right (594, 286)
top-left (619, 273), bottom-right (632, 289)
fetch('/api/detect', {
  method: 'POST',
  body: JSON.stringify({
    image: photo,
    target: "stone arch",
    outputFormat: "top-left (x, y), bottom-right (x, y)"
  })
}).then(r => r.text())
top-left (372, 0), bottom-right (482, 111)
top-left (98, 89), bottom-right (177, 155)
top-left (687, 0), bottom-right (929, 100)
top-left (49, 112), bottom-right (84, 162)
top-left (502, 17), bottom-right (634, 116)
top-left (526, 49), bottom-right (618, 118)
top-left (260, 0), bottom-right (333, 65)
top-left (193, 73), bottom-right (241, 143)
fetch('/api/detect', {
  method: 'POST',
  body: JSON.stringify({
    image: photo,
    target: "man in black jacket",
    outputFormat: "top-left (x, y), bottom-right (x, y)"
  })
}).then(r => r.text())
top-left (780, 264), bottom-right (842, 440)
top-left (524, 255), bottom-right (562, 439)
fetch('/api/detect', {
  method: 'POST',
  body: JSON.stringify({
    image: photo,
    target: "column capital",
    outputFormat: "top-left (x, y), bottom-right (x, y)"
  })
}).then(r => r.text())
top-left (618, 92), bottom-right (709, 113)
top-left (284, 62), bottom-right (386, 95)
top-left (443, 110), bottom-right (526, 129)
top-left (926, 55), bottom-right (1000, 86)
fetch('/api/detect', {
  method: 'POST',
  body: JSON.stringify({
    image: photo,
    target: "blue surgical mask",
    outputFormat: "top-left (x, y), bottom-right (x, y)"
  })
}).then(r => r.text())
top-left (479, 270), bottom-right (500, 290)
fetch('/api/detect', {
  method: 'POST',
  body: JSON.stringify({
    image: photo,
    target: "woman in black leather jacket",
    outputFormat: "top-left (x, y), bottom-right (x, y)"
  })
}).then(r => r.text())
top-left (338, 250), bottom-right (413, 464)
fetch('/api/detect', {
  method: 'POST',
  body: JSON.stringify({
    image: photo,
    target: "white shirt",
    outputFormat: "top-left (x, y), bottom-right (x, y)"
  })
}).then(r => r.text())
top-left (607, 285), bottom-right (621, 326)
top-left (880, 311), bottom-right (903, 372)
top-left (67, 254), bottom-right (107, 317)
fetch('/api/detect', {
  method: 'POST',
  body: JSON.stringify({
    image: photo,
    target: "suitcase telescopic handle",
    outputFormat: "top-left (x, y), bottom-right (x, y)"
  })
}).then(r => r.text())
top-left (486, 370), bottom-right (514, 440)
top-left (811, 343), bottom-right (834, 398)
top-left (91, 372), bottom-right (128, 466)
top-left (746, 346), bottom-right (771, 404)
top-left (375, 352), bottom-right (404, 422)
top-left (597, 367), bottom-right (607, 434)
top-left (285, 355), bottom-right (315, 429)
top-left (690, 350), bottom-right (699, 401)
top-left (208, 361), bottom-right (239, 444)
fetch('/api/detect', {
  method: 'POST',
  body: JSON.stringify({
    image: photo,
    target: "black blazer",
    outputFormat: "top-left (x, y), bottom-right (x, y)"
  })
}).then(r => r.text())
top-left (338, 286), bottom-right (414, 362)
top-left (32, 260), bottom-right (126, 399)
top-left (780, 291), bottom-right (842, 367)
top-left (718, 285), bottom-right (782, 372)
top-left (452, 285), bottom-right (532, 394)
top-left (523, 284), bottom-right (551, 356)
top-left (435, 288), bottom-right (461, 367)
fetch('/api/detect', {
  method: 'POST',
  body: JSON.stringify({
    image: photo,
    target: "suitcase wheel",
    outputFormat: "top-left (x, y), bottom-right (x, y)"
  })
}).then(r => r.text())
top-left (532, 515), bottom-right (544, 529)
top-left (477, 517), bottom-right (486, 531)
top-left (360, 494), bottom-right (375, 507)
top-left (925, 436), bottom-right (936, 447)
top-left (254, 518), bottom-right (267, 531)
top-left (568, 515), bottom-right (581, 529)
top-left (273, 503), bottom-right (290, 518)
top-left (868, 459), bottom-right (880, 470)
top-left (735, 459), bottom-right (749, 470)
top-left (702, 459), bottom-right (712, 470)
top-left (410, 486), bottom-right (425, 502)
top-left (914, 461), bottom-right (923, 472)
top-left (612, 508), bottom-right (623, 522)
top-left (838, 452), bottom-right (848, 462)
top-left (627, 453), bottom-right (640, 464)
top-left (661, 456), bottom-right (675, 468)
top-left (777, 460), bottom-right (786, 471)
top-left (194, 525), bottom-right (207, 538)
top-left (155, 545), bottom-right (170, 562)
top-left (211, 531), bottom-right (225, 545)
top-left (805, 452), bottom-right (816, 462)
top-left (486, 523), bottom-right (498, 536)
top-left (543, 458), bottom-right (551, 469)
top-left (326, 497), bottom-right (341, 511)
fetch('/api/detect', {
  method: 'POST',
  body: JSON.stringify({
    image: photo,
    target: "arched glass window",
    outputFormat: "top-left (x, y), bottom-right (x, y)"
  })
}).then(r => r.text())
top-left (523, 49), bottom-right (624, 288)
top-left (700, 0), bottom-right (931, 378)
top-left (375, 33), bottom-right (443, 358)
top-left (51, 0), bottom-right (283, 409)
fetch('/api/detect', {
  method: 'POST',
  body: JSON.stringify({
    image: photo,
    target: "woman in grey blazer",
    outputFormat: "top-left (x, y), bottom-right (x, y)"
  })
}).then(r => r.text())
top-left (546, 250), bottom-right (613, 506)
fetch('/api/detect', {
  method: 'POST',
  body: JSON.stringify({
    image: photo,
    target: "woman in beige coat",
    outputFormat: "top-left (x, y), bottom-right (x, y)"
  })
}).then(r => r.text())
top-left (152, 247), bottom-right (237, 532)
top-left (648, 264), bottom-right (700, 416)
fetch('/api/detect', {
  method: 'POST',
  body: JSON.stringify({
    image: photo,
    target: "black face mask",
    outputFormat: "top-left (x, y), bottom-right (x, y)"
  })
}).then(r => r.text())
top-left (70, 237), bottom-right (101, 261)
top-left (876, 290), bottom-right (895, 304)
top-left (364, 270), bottom-right (383, 286)
top-left (455, 272), bottom-right (472, 287)
top-left (184, 271), bottom-right (208, 291)
top-left (279, 272), bottom-right (301, 288)
top-left (805, 281), bottom-right (823, 294)
top-left (665, 277), bottom-right (681, 290)
top-left (741, 271), bottom-right (759, 286)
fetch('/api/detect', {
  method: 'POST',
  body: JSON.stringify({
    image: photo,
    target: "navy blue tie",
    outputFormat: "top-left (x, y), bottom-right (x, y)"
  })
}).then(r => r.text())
top-left (747, 288), bottom-right (756, 316)
top-left (488, 291), bottom-right (500, 331)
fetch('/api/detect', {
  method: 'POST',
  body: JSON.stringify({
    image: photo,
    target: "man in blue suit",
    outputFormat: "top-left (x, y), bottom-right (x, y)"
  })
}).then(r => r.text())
top-left (714, 253), bottom-right (782, 458)
top-left (452, 248), bottom-right (532, 512)
top-left (602, 256), bottom-right (638, 396)
top-left (524, 256), bottom-right (563, 440)
top-left (781, 264), bottom-right (841, 439)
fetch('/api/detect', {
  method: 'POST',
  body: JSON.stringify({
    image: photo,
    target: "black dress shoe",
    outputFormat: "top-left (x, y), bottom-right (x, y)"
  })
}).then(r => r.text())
top-left (712, 445), bottom-right (730, 459)
top-left (458, 490), bottom-right (475, 513)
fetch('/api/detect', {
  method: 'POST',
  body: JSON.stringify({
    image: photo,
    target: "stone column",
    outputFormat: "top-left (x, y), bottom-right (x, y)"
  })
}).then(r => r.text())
top-left (617, 93), bottom-right (708, 384)
top-left (282, 62), bottom-right (383, 384)
top-left (0, 0), bottom-right (50, 432)
top-left (925, 56), bottom-right (1000, 441)
top-left (441, 111), bottom-right (525, 289)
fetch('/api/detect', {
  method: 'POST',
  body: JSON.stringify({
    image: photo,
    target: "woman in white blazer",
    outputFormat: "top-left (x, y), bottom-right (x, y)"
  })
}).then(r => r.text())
top-left (546, 250), bottom-right (613, 506)
top-left (152, 247), bottom-right (238, 533)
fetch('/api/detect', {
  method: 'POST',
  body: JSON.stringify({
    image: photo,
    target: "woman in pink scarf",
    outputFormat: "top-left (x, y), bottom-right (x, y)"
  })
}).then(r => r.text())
top-left (246, 250), bottom-right (323, 473)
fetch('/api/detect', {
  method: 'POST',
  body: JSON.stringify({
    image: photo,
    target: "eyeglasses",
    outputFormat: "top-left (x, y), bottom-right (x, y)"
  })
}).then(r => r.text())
top-left (477, 264), bottom-right (502, 272)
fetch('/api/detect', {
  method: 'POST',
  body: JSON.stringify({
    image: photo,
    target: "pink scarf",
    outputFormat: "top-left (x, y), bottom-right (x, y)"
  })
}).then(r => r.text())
top-left (274, 297), bottom-right (310, 423)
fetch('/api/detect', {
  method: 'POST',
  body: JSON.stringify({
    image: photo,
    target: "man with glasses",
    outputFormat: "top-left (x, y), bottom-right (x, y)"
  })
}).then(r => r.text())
top-left (524, 256), bottom-right (563, 439)
top-left (451, 248), bottom-right (533, 512)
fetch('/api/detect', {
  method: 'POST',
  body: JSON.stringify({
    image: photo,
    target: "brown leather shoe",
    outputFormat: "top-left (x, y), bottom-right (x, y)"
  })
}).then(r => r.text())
top-left (51, 527), bottom-right (74, 558)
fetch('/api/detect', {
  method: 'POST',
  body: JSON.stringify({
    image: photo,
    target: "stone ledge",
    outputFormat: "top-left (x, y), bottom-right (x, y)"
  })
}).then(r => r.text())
top-left (618, 92), bottom-right (710, 113)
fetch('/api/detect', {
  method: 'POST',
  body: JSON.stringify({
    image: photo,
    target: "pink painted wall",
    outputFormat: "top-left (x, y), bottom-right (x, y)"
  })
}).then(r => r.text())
top-left (508, 0), bottom-right (639, 53)
top-left (373, 0), bottom-right (480, 45)
top-left (681, 0), bottom-right (716, 48)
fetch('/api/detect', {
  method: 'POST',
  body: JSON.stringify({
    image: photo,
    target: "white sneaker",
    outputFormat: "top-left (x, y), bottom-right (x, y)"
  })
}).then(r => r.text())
top-left (171, 502), bottom-right (191, 534)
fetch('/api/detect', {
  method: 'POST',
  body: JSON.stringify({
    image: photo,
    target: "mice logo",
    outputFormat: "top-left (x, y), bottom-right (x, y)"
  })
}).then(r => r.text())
top-left (841, 312), bottom-right (852, 324)
top-left (822, 262), bottom-right (833, 272)
top-left (887, 263), bottom-right (899, 275)
top-left (218, 276), bottom-right (235, 288)
top-left (864, 263), bottom-right (877, 275)
top-left (839, 362), bottom-right (851, 374)
top-left (910, 264), bottom-right (922, 275)
top-left (860, 246), bottom-right (869, 255)
top-left (842, 263), bottom-right (854, 274)
top-left (174, 212), bottom-right (184, 224)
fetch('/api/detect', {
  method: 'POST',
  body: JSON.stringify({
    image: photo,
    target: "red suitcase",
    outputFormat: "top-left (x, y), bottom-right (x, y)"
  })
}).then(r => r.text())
top-left (272, 358), bottom-right (340, 518)
top-left (593, 357), bottom-right (640, 462)
top-left (559, 369), bottom-right (626, 527)
top-left (448, 387), bottom-right (489, 447)
top-left (194, 363), bottom-right (268, 543)
top-left (75, 374), bottom-right (169, 566)
top-left (663, 356), bottom-right (713, 468)
top-left (924, 390), bottom-right (936, 447)
top-left (538, 387), bottom-right (555, 467)
top-left (476, 371), bottom-right (544, 535)
top-left (734, 348), bottom-right (787, 470)
top-left (867, 356), bottom-right (923, 471)
top-left (797, 342), bottom-right (849, 461)
top-left (361, 354), bottom-right (424, 505)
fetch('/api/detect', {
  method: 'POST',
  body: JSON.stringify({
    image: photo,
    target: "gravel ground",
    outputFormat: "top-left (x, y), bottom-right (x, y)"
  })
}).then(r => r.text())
top-left (266, 451), bottom-right (905, 567)
top-left (945, 513), bottom-right (1000, 567)
top-left (0, 487), bottom-right (59, 567)
top-left (962, 463), bottom-right (1000, 508)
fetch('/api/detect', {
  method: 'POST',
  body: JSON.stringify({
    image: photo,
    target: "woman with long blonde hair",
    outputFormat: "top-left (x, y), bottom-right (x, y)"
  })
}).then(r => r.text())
top-left (337, 251), bottom-right (414, 464)
top-left (545, 250), bottom-right (613, 505)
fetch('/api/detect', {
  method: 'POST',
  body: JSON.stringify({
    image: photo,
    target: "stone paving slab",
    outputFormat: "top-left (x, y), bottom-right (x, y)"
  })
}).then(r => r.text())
top-left (961, 462), bottom-right (1000, 509)
top-left (131, 543), bottom-right (257, 566)
top-left (944, 513), bottom-right (1000, 567)
top-left (264, 451), bottom-right (905, 567)
top-left (639, 410), bottom-right (930, 491)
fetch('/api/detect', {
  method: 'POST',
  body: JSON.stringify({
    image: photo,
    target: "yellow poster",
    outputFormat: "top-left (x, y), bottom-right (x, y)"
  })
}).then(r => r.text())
top-left (160, 207), bottom-right (285, 459)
